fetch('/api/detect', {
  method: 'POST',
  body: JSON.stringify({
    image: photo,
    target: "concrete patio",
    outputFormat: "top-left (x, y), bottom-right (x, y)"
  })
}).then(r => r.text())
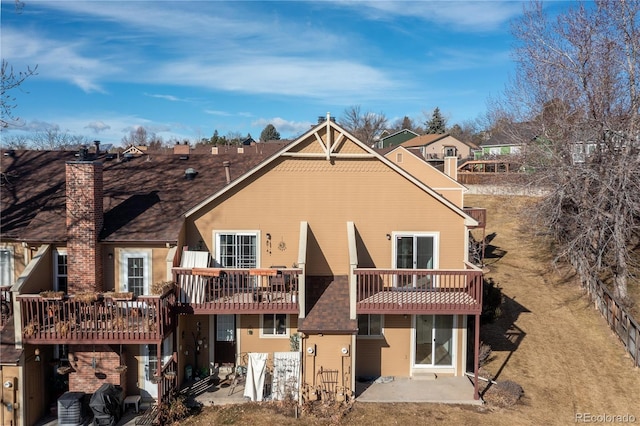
top-left (36, 374), bottom-right (482, 425)
top-left (355, 376), bottom-right (483, 405)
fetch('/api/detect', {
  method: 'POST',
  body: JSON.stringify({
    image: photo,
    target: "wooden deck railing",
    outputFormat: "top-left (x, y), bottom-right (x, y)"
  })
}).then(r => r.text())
top-left (17, 290), bottom-right (176, 344)
top-left (159, 352), bottom-right (179, 403)
top-left (172, 267), bottom-right (301, 314)
top-left (463, 207), bottom-right (487, 228)
top-left (355, 266), bottom-right (483, 314)
top-left (1, 285), bottom-right (13, 329)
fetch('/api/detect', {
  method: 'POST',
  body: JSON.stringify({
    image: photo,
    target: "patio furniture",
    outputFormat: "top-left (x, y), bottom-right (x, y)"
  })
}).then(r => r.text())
top-left (123, 395), bottom-right (141, 413)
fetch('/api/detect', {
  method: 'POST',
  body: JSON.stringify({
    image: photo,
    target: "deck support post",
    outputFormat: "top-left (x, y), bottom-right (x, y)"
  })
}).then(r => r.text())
top-left (473, 313), bottom-right (480, 400)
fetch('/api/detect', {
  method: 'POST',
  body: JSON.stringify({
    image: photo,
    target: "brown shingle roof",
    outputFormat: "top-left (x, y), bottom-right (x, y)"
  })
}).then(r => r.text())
top-left (1, 144), bottom-right (287, 243)
top-left (298, 275), bottom-right (357, 334)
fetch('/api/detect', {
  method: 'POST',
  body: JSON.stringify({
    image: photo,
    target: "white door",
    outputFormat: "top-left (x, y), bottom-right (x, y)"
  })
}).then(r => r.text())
top-left (141, 344), bottom-right (158, 399)
top-left (394, 234), bottom-right (437, 288)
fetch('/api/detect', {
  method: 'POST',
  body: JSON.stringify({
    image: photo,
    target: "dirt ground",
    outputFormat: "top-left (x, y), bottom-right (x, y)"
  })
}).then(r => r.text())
top-left (179, 194), bottom-right (640, 426)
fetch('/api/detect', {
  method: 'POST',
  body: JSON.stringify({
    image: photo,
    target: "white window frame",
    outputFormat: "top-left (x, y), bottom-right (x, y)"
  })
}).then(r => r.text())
top-left (392, 232), bottom-right (439, 288)
top-left (119, 249), bottom-right (152, 296)
top-left (54, 248), bottom-right (68, 293)
top-left (357, 314), bottom-right (384, 339)
top-left (260, 313), bottom-right (289, 338)
top-left (0, 247), bottom-right (14, 287)
top-left (213, 231), bottom-right (260, 268)
top-left (444, 146), bottom-right (457, 157)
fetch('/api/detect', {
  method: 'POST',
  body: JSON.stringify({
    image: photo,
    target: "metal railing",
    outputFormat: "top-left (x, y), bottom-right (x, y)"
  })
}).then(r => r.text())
top-left (172, 267), bottom-right (301, 313)
top-left (355, 265), bottom-right (483, 314)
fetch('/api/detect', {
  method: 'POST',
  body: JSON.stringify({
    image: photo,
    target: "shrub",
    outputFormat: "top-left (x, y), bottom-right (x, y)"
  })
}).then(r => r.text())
top-left (478, 343), bottom-right (493, 367)
top-left (484, 380), bottom-right (524, 407)
top-left (481, 278), bottom-right (503, 323)
top-left (156, 393), bottom-right (194, 425)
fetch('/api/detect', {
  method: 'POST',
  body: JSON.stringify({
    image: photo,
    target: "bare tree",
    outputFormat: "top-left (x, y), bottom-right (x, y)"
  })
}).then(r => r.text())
top-left (339, 105), bottom-right (388, 146)
top-left (121, 126), bottom-right (155, 146)
top-left (1, 59), bottom-right (38, 129)
top-left (29, 129), bottom-right (89, 150)
top-left (500, 0), bottom-right (640, 301)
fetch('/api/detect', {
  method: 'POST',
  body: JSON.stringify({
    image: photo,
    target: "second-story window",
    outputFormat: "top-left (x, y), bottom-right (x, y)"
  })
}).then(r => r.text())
top-left (54, 249), bottom-right (68, 293)
top-left (215, 232), bottom-right (258, 268)
top-left (120, 249), bottom-right (151, 296)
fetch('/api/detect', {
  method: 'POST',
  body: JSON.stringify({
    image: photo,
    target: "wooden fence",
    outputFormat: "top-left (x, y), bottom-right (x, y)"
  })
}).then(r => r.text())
top-left (587, 278), bottom-right (640, 368)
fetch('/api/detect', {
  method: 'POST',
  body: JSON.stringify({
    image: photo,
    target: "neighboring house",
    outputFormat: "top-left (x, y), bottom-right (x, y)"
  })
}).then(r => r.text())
top-left (400, 134), bottom-right (478, 161)
top-left (376, 129), bottom-right (420, 149)
top-left (0, 115), bottom-right (484, 425)
top-left (473, 143), bottom-right (522, 160)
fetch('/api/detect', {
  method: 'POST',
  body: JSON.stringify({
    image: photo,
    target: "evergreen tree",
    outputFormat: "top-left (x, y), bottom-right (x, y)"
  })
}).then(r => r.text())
top-left (210, 129), bottom-right (221, 145)
top-left (260, 124), bottom-right (280, 141)
top-left (425, 107), bottom-right (447, 134)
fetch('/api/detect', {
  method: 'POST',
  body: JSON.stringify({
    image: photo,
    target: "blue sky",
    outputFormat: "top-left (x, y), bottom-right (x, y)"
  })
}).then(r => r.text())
top-left (1, 1), bottom-right (562, 144)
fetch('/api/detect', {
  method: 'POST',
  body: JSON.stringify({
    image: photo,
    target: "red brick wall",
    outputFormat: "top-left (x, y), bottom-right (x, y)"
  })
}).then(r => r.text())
top-left (66, 161), bottom-right (104, 293)
top-left (68, 345), bottom-right (126, 396)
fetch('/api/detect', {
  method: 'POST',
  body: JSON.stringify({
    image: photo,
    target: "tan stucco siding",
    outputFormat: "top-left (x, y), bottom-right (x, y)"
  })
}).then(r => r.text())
top-left (189, 157), bottom-right (467, 275)
top-left (113, 245), bottom-right (171, 293)
top-left (238, 314), bottom-right (299, 355)
top-left (356, 314), bottom-right (412, 378)
top-left (421, 136), bottom-right (473, 158)
top-left (301, 334), bottom-right (352, 388)
top-left (356, 315), bottom-right (468, 378)
top-left (384, 149), bottom-right (465, 208)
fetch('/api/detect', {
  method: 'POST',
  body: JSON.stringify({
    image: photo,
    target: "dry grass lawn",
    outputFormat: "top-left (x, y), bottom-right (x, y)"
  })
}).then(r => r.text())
top-left (179, 195), bottom-right (639, 426)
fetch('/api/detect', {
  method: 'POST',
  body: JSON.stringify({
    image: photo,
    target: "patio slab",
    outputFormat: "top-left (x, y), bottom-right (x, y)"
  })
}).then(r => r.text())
top-left (355, 376), bottom-right (483, 405)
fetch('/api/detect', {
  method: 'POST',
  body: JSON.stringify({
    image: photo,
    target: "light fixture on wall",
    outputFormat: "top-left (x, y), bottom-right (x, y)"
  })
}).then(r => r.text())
top-left (34, 348), bottom-right (40, 362)
top-left (248, 326), bottom-right (253, 335)
top-left (266, 233), bottom-right (271, 240)
top-left (386, 234), bottom-right (391, 240)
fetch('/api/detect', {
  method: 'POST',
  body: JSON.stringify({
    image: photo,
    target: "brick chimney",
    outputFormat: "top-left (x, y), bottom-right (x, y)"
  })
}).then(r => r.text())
top-left (66, 160), bottom-right (104, 293)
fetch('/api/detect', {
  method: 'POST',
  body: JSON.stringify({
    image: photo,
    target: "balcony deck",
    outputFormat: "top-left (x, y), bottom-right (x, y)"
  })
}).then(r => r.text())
top-left (356, 266), bottom-right (482, 315)
top-left (18, 290), bottom-right (175, 344)
top-left (173, 267), bottom-right (301, 314)
top-left (462, 207), bottom-right (486, 229)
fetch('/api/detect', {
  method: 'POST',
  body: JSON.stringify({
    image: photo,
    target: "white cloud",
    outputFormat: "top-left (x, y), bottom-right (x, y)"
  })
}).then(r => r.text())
top-left (144, 93), bottom-right (189, 102)
top-left (331, 1), bottom-right (523, 31)
top-left (252, 117), bottom-right (314, 137)
top-left (85, 121), bottom-right (111, 133)
top-left (204, 110), bottom-right (233, 117)
top-left (2, 28), bottom-right (119, 93)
